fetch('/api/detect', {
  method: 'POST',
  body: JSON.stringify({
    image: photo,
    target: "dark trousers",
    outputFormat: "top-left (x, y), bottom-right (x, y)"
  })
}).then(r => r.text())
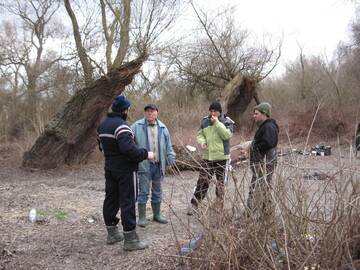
top-left (191, 160), bottom-right (226, 206)
top-left (247, 158), bottom-right (277, 218)
top-left (103, 170), bottom-right (138, 232)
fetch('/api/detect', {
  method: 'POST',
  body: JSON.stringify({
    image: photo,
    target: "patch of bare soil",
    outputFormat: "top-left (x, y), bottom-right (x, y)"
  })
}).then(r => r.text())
top-left (0, 142), bottom-right (359, 270)
top-left (0, 161), bottom-right (203, 270)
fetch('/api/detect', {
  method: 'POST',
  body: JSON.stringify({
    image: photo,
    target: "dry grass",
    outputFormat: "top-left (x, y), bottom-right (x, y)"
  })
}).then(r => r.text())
top-left (0, 139), bottom-right (359, 270)
top-left (162, 143), bottom-right (360, 270)
top-left (1, 101), bottom-right (359, 269)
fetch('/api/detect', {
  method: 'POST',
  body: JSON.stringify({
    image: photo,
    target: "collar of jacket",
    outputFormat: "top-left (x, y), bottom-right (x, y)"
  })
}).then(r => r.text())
top-left (108, 112), bottom-right (127, 120)
top-left (137, 118), bottom-right (166, 128)
top-left (258, 118), bottom-right (272, 128)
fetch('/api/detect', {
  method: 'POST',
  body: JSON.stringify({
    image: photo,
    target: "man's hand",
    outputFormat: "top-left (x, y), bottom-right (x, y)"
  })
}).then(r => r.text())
top-left (210, 115), bottom-right (218, 123)
top-left (200, 144), bottom-right (207, 149)
top-left (147, 151), bottom-right (155, 160)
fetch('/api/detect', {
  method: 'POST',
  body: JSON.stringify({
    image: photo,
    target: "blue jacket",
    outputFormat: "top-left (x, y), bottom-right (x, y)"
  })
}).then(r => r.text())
top-left (97, 113), bottom-right (148, 172)
top-left (131, 118), bottom-right (176, 175)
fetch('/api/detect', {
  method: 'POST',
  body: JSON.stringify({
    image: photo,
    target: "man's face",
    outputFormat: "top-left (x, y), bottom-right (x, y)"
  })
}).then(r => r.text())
top-left (145, 109), bottom-right (158, 123)
top-left (253, 110), bottom-right (267, 123)
top-left (209, 110), bottom-right (221, 118)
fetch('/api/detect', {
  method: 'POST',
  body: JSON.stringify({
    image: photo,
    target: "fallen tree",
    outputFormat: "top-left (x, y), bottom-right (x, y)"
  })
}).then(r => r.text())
top-left (173, 141), bottom-right (250, 171)
top-left (22, 56), bottom-right (146, 169)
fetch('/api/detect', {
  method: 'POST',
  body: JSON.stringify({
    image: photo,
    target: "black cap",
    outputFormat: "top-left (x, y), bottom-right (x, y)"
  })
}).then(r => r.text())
top-left (144, 104), bottom-right (158, 111)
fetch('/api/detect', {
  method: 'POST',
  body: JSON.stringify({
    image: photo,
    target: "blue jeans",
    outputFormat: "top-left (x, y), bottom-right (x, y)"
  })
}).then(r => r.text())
top-left (137, 162), bottom-right (163, 204)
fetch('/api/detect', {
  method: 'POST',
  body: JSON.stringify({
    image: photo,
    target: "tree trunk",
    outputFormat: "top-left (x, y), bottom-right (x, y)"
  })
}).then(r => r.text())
top-left (22, 56), bottom-right (146, 169)
top-left (222, 74), bottom-right (258, 129)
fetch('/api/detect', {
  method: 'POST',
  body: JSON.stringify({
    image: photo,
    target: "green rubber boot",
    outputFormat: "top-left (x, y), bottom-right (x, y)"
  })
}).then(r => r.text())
top-left (106, 225), bottom-right (124, 244)
top-left (138, 203), bottom-right (148, 227)
top-left (151, 202), bottom-right (168, 224)
top-left (123, 230), bottom-right (148, 251)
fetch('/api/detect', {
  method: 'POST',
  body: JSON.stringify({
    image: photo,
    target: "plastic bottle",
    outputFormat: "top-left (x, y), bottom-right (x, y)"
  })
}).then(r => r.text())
top-left (271, 239), bottom-right (279, 253)
top-left (29, 208), bottom-right (37, 223)
top-left (180, 233), bottom-right (204, 255)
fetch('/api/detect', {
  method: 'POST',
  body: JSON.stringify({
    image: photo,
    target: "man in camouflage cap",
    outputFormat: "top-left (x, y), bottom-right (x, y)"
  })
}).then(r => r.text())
top-left (247, 102), bottom-right (279, 222)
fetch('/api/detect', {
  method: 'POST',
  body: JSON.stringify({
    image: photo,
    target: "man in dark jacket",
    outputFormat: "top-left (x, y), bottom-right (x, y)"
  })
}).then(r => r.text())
top-left (247, 102), bottom-right (279, 220)
top-left (97, 95), bottom-right (154, 251)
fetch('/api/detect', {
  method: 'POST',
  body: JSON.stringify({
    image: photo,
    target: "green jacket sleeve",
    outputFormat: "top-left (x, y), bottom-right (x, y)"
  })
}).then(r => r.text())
top-left (196, 128), bottom-right (207, 145)
top-left (214, 120), bottom-right (232, 140)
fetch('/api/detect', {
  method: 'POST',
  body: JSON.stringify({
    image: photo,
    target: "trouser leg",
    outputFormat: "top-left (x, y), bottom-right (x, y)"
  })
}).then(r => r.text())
top-left (118, 171), bottom-right (138, 232)
top-left (137, 172), bottom-right (150, 205)
top-left (248, 160), bottom-right (276, 221)
top-left (262, 159), bottom-right (276, 221)
top-left (247, 162), bottom-right (264, 213)
top-left (214, 160), bottom-right (226, 201)
top-left (191, 160), bottom-right (212, 206)
top-left (103, 170), bottom-right (120, 226)
top-left (150, 163), bottom-right (163, 203)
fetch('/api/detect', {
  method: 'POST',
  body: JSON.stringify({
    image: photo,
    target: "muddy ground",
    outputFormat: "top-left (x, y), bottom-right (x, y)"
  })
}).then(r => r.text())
top-left (0, 144), bottom-right (359, 270)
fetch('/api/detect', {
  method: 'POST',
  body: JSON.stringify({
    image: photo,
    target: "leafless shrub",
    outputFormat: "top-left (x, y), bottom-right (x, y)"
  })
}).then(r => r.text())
top-left (162, 142), bottom-right (360, 269)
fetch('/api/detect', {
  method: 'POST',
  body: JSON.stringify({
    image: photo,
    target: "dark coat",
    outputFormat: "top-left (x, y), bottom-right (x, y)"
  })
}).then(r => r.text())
top-left (250, 118), bottom-right (279, 163)
top-left (97, 112), bottom-right (148, 172)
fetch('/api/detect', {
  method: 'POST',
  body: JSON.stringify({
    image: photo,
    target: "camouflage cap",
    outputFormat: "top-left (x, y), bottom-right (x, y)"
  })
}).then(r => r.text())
top-left (254, 102), bottom-right (271, 117)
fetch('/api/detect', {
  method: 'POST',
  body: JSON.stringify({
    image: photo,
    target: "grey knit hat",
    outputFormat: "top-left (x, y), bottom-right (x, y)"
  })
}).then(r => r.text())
top-left (254, 102), bottom-right (271, 117)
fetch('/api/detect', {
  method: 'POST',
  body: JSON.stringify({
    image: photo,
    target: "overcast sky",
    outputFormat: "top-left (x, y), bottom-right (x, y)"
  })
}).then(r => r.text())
top-left (185, 0), bottom-right (356, 75)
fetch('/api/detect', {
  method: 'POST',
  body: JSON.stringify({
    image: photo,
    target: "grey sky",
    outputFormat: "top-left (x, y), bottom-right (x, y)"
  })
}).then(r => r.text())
top-left (186, 0), bottom-right (356, 75)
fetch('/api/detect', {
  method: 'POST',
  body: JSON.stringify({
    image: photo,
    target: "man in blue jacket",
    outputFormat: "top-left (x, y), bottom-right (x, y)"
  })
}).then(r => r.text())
top-left (131, 104), bottom-right (176, 227)
top-left (97, 95), bottom-right (154, 251)
top-left (247, 102), bottom-right (279, 220)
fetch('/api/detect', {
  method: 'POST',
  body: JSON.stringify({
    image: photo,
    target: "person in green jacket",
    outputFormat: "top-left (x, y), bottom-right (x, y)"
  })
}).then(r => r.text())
top-left (188, 101), bottom-right (234, 215)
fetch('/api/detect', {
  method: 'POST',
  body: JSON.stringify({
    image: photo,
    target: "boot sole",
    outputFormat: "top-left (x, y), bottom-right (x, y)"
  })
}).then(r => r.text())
top-left (123, 245), bottom-right (148, 251)
top-left (107, 238), bottom-right (124, 245)
top-left (153, 219), bottom-right (168, 224)
top-left (138, 221), bottom-right (148, 227)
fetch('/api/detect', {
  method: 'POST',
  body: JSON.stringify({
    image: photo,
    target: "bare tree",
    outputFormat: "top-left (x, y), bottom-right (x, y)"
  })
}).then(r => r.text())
top-left (64, 0), bottom-right (94, 86)
top-left (23, 0), bottom-right (183, 168)
top-left (0, 0), bottom-right (64, 132)
top-left (169, 3), bottom-right (281, 125)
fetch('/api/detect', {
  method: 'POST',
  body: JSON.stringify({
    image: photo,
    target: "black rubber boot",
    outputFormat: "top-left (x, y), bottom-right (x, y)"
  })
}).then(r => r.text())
top-left (123, 230), bottom-right (149, 251)
top-left (106, 225), bottom-right (124, 244)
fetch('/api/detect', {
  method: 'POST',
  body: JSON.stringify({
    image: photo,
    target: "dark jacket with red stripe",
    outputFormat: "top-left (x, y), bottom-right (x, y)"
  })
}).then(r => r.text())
top-left (97, 112), bottom-right (148, 172)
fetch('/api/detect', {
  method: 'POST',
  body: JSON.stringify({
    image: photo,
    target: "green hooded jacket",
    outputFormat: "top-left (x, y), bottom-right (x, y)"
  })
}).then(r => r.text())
top-left (196, 115), bottom-right (234, 161)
